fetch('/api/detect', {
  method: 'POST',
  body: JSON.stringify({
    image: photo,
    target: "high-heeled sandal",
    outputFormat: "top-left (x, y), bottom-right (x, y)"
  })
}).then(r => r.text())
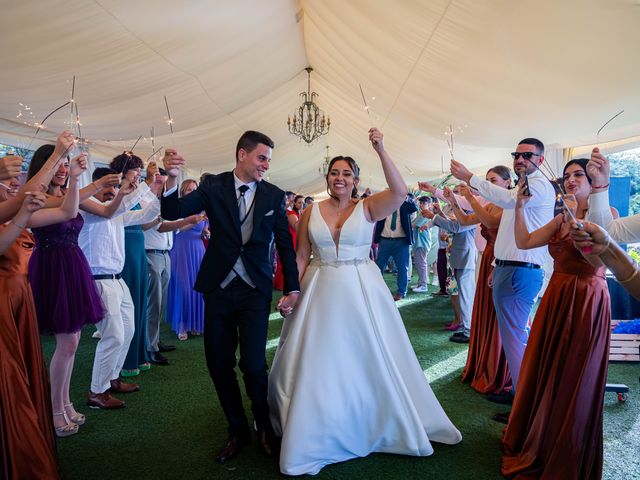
top-left (64, 402), bottom-right (85, 425)
top-left (53, 411), bottom-right (79, 438)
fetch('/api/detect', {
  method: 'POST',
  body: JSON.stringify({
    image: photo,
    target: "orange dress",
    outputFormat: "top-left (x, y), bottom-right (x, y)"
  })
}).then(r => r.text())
top-left (462, 223), bottom-right (512, 394)
top-left (502, 232), bottom-right (610, 480)
top-left (0, 226), bottom-right (59, 479)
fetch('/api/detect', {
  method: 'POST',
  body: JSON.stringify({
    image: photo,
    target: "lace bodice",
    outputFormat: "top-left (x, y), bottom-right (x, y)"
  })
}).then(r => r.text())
top-left (308, 201), bottom-right (373, 263)
top-left (32, 213), bottom-right (83, 250)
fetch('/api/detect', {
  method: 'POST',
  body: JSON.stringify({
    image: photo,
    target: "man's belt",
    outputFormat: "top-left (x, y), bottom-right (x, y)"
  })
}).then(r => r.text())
top-left (495, 259), bottom-right (541, 269)
top-left (92, 273), bottom-right (123, 280)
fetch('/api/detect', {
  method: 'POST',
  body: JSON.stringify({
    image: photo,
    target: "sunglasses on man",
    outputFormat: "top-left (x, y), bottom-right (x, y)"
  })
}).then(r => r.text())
top-left (511, 152), bottom-right (541, 160)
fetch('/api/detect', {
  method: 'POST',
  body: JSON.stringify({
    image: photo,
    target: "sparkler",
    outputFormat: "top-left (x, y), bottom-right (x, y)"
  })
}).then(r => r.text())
top-left (358, 84), bottom-right (370, 119)
top-left (596, 109), bottom-right (624, 140)
top-left (164, 96), bottom-right (174, 134)
top-left (27, 101), bottom-right (72, 149)
top-left (446, 124), bottom-right (454, 160)
top-left (146, 146), bottom-right (164, 162)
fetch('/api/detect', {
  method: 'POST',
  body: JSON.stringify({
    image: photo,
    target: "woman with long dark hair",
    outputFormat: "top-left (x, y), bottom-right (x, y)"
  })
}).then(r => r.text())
top-left (268, 129), bottom-right (461, 476)
top-left (502, 159), bottom-right (618, 479)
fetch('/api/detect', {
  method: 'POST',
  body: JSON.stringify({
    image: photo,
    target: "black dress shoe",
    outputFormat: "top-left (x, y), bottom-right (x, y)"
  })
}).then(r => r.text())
top-left (158, 342), bottom-right (176, 352)
top-left (450, 333), bottom-right (470, 343)
top-left (215, 436), bottom-right (249, 464)
top-left (486, 391), bottom-right (514, 405)
top-left (493, 411), bottom-right (510, 424)
top-left (147, 351), bottom-right (169, 365)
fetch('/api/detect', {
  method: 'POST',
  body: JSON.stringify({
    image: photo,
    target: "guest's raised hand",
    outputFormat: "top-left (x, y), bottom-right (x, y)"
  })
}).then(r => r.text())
top-left (368, 128), bottom-right (384, 153)
top-left (458, 184), bottom-right (473, 201)
top-left (432, 201), bottom-right (443, 216)
top-left (570, 220), bottom-right (610, 256)
top-left (54, 131), bottom-right (76, 158)
top-left (450, 159), bottom-right (473, 183)
top-left (21, 191), bottom-right (47, 212)
top-left (149, 173), bottom-right (168, 195)
top-left (417, 181), bottom-right (436, 194)
top-left (162, 148), bottom-right (185, 177)
top-left (442, 186), bottom-right (456, 204)
top-left (0, 156), bottom-right (23, 180)
top-left (586, 147), bottom-right (610, 191)
top-left (118, 178), bottom-right (137, 196)
top-left (95, 173), bottom-right (121, 190)
top-left (69, 153), bottom-right (88, 178)
top-left (515, 178), bottom-right (532, 207)
top-left (422, 208), bottom-right (435, 219)
top-left (146, 161), bottom-right (159, 180)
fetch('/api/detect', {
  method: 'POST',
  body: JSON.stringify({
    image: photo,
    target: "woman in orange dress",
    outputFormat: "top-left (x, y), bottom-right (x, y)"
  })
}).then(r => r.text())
top-left (503, 158), bottom-right (616, 479)
top-left (0, 181), bottom-right (62, 479)
top-left (273, 195), bottom-right (303, 290)
top-left (444, 166), bottom-right (513, 395)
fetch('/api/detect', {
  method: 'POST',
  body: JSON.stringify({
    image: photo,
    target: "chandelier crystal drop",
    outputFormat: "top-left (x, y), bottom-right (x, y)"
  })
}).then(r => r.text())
top-left (287, 67), bottom-right (330, 144)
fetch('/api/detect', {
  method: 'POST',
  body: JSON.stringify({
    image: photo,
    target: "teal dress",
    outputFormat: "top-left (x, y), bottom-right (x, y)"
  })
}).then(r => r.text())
top-left (122, 204), bottom-right (150, 372)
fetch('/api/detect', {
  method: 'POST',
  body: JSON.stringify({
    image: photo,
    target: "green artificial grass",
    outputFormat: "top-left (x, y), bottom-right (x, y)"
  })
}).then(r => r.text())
top-left (41, 272), bottom-right (639, 479)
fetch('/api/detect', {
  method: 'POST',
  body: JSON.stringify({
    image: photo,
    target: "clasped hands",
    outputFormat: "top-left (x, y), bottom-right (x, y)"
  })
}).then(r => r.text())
top-left (277, 292), bottom-right (300, 318)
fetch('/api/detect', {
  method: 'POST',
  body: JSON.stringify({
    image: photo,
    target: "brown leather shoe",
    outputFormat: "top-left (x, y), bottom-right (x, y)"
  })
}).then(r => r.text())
top-left (87, 391), bottom-right (125, 409)
top-left (110, 379), bottom-right (140, 393)
top-left (215, 436), bottom-right (249, 464)
top-left (257, 430), bottom-right (280, 456)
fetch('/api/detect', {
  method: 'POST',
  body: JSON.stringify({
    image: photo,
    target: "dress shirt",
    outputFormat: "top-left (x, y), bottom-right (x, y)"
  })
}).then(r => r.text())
top-left (79, 183), bottom-right (160, 275)
top-left (381, 209), bottom-right (407, 238)
top-left (587, 190), bottom-right (640, 243)
top-left (435, 187), bottom-right (487, 252)
top-left (144, 223), bottom-right (173, 251)
top-left (469, 169), bottom-right (555, 266)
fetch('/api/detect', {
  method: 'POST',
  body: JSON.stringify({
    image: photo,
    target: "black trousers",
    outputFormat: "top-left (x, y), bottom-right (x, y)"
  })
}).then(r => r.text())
top-left (203, 277), bottom-right (272, 439)
top-left (437, 248), bottom-right (448, 292)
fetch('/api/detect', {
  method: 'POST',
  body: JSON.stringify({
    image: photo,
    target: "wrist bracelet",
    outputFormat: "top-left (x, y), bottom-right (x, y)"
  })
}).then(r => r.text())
top-left (618, 268), bottom-right (639, 285)
top-left (592, 183), bottom-right (610, 189)
top-left (10, 220), bottom-right (27, 230)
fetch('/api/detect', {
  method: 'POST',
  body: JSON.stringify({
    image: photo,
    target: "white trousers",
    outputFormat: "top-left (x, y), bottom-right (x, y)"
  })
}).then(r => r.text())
top-left (91, 278), bottom-right (135, 394)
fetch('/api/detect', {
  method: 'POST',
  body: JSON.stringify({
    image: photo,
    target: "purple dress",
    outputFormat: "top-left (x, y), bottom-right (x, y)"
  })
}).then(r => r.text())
top-left (166, 221), bottom-right (206, 334)
top-left (29, 213), bottom-right (104, 334)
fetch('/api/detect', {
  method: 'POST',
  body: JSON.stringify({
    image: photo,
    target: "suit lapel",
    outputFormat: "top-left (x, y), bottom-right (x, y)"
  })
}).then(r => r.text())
top-left (250, 181), bottom-right (270, 240)
top-left (222, 172), bottom-right (242, 239)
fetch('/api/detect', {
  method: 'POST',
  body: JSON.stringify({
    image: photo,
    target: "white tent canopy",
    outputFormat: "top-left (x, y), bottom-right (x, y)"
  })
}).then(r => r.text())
top-left (1, 0), bottom-right (639, 194)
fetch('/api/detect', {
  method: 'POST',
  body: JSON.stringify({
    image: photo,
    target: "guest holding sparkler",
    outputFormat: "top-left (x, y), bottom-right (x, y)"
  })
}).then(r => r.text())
top-left (450, 138), bottom-right (555, 421)
top-left (441, 166), bottom-right (513, 395)
top-left (108, 155), bottom-right (161, 373)
top-left (80, 167), bottom-right (163, 409)
top-left (0, 134), bottom-right (88, 476)
top-left (502, 159), bottom-right (617, 479)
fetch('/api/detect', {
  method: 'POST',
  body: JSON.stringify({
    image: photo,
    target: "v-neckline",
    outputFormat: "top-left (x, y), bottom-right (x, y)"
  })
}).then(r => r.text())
top-left (317, 201), bottom-right (360, 257)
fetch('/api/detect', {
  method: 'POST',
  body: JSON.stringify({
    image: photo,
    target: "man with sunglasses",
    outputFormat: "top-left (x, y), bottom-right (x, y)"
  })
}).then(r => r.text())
top-left (450, 138), bottom-right (555, 423)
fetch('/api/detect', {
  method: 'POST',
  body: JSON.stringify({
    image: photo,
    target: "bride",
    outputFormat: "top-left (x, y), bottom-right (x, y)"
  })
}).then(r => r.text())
top-left (269, 128), bottom-right (462, 476)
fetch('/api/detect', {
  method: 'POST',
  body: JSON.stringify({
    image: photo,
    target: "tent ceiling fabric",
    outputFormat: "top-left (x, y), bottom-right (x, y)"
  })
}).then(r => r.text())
top-left (1, 0), bottom-right (639, 193)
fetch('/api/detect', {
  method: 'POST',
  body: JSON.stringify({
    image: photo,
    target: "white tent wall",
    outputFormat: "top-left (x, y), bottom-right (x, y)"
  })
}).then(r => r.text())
top-left (1, 0), bottom-right (639, 193)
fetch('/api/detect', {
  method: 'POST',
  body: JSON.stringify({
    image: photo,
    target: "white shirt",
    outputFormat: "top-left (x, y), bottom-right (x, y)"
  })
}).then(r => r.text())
top-left (469, 169), bottom-right (555, 266)
top-left (233, 171), bottom-right (257, 213)
top-left (144, 224), bottom-right (173, 251)
top-left (79, 183), bottom-right (160, 275)
top-left (587, 190), bottom-right (640, 243)
top-left (381, 209), bottom-right (407, 238)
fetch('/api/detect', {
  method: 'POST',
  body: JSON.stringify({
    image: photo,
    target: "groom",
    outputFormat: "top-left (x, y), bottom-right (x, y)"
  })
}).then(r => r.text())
top-left (161, 131), bottom-right (300, 463)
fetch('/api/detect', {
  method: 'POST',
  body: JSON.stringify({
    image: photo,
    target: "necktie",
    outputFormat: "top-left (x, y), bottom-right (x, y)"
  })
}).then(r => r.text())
top-left (238, 184), bottom-right (249, 222)
top-left (390, 210), bottom-right (398, 230)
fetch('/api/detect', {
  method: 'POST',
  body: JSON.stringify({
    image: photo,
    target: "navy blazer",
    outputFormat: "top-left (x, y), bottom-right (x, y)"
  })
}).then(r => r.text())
top-left (161, 172), bottom-right (299, 299)
top-left (373, 199), bottom-right (418, 246)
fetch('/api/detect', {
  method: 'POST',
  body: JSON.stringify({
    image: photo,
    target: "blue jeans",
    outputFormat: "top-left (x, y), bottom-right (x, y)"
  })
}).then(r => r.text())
top-left (492, 265), bottom-right (543, 393)
top-left (376, 238), bottom-right (410, 297)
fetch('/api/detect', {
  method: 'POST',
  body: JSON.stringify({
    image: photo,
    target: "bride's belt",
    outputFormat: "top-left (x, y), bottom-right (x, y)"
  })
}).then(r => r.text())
top-left (311, 257), bottom-right (372, 268)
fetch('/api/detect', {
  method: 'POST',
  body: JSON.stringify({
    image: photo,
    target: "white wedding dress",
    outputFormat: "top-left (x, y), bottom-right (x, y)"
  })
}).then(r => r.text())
top-left (268, 201), bottom-right (462, 476)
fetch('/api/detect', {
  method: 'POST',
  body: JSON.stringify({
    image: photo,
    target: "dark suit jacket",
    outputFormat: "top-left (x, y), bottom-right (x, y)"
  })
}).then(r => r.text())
top-left (373, 199), bottom-right (418, 246)
top-left (161, 171), bottom-right (299, 300)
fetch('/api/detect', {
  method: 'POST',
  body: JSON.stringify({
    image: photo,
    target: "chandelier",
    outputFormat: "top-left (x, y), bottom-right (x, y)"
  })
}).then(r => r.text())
top-left (287, 67), bottom-right (330, 144)
top-left (319, 145), bottom-right (331, 176)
